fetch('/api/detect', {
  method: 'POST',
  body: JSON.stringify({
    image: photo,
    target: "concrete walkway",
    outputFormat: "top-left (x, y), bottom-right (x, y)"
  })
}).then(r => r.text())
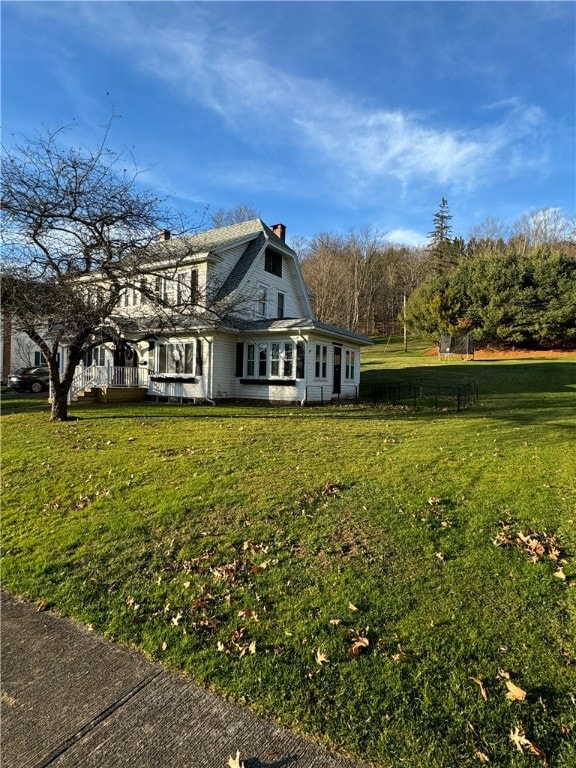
top-left (1, 591), bottom-right (370, 768)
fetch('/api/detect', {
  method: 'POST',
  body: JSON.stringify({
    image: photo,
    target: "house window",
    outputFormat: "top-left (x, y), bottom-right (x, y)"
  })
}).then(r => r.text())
top-left (35, 351), bottom-right (60, 366)
top-left (283, 342), bottom-right (293, 377)
top-left (176, 270), bottom-right (199, 305)
top-left (195, 340), bottom-right (203, 376)
top-left (277, 292), bottom-right (285, 319)
top-left (258, 343), bottom-right (268, 376)
top-left (157, 342), bottom-right (195, 374)
top-left (345, 350), bottom-right (355, 380)
top-left (247, 344), bottom-right (255, 376)
top-left (176, 273), bottom-right (186, 305)
top-left (257, 287), bottom-right (268, 316)
top-left (271, 342), bottom-right (280, 376)
top-left (81, 347), bottom-right (104, 366)
top-left (315, 344), bottom-right (327, 378)
top-left (296, 341), bottom-right (305, 378)
top-left (265, 251), bottom-right (282, 277)
top-left (190, 269), bottom-right (199, 302)
top-left (242, 342), bottom-right (295, 379)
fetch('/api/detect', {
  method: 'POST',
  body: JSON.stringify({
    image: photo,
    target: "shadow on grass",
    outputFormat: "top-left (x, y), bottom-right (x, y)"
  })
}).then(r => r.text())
top-left (360, 360), bottom-right (576, 396)
top-left (2, 360), bottom-right (574, 433)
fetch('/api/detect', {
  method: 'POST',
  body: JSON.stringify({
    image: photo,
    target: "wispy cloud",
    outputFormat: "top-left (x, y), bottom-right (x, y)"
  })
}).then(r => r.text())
top-left (123, 15), bottom-right (548, 195)
top-left (384, 229), bottom-right (428, 248)
top-left (29, 3), bottom-right (552, 202)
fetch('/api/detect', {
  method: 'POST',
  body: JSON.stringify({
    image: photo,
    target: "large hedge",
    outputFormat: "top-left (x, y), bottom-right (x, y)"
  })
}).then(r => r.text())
top-left (404, 250), bottom-right (576, 348)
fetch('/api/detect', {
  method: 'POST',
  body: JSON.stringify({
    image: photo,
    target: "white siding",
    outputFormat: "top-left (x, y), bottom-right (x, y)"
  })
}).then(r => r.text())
top-left (211, 334), bottom-right (238, 398)
top-left (242, 255), bottom-right (309, 319)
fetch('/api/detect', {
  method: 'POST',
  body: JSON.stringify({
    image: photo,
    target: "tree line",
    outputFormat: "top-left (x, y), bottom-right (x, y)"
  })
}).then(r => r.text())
top-left (293, 202), bottom-right (575, 347)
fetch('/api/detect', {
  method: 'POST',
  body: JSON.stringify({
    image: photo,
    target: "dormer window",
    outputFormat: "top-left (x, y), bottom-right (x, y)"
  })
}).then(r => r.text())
top-left (264, 250), bottom-right (282, 277)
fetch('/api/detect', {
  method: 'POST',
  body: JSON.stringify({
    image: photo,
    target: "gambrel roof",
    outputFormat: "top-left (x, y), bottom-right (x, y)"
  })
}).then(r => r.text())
top-left (215, 232), bottom-right (266, 299)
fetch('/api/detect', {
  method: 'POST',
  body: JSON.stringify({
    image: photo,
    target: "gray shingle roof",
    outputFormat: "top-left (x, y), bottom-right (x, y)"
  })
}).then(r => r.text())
top-left (230, 318), bottom-right (372, 345)
top-left (180, 219), bottom-right (276, 252)
top-left (215, 232), bottom-right (266, 300)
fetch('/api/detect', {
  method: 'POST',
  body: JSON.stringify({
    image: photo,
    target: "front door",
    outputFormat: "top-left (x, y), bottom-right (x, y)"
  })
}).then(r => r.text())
top-left (332, 346), bottom-right (342, 395)
top-left (114, 342), bottom-right (138, 367)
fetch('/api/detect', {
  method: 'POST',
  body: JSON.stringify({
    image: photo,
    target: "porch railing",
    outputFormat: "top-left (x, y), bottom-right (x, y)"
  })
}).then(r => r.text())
top-left (70, 365), bottom-right (150, 400)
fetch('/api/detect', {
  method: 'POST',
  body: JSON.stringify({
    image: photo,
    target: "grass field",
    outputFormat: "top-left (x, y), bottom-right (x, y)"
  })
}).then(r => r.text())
top-left (2, 338), bottom-right (575, 767)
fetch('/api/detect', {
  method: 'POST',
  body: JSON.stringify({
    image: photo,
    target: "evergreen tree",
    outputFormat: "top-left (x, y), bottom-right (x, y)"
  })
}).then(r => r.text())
top-left (427, 198), bottom-right (459, 275)
top-left (429, 197), bottom-right (453, 246)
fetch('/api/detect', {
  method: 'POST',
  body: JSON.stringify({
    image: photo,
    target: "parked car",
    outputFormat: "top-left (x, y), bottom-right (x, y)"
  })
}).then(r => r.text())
top-left (8, 366), bottom-right (50, 393)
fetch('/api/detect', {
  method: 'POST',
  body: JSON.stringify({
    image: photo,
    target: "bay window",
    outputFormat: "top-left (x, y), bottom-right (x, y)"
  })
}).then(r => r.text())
top-left (241, 341), bottom-right (296, 379)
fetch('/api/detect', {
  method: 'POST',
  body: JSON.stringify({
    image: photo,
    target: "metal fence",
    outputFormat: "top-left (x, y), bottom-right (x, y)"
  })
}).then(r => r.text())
top-left (371, 379), bottom-right (478, 411)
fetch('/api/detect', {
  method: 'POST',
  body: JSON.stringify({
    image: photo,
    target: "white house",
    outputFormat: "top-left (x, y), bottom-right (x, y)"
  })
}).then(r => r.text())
top-left (4, 219), bottom-right (372, 405)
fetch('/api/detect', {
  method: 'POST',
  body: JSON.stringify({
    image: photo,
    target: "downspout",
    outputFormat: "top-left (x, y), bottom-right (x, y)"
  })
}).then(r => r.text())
top-left (298, 331), bottom-right (307, 407)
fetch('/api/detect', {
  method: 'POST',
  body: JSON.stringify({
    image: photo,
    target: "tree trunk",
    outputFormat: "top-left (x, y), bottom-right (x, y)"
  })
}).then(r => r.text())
top-left (50, 383), bottom-right (70, 421)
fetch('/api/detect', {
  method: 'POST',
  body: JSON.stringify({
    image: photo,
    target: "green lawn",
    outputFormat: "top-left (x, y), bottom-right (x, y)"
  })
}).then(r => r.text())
top-left (2, 339), bottom-right (575, 767)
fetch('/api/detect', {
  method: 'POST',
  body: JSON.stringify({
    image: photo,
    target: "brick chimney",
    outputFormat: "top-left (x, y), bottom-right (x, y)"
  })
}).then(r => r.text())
top-left (158, 229), bottom-right (171, 241)
top-left (270, 223), bottom-right (286, 242)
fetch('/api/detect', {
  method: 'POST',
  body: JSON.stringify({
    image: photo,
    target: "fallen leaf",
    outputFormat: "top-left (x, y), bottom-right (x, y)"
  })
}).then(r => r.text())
top-left (470, 677), bottom-right (488, 701)
top-left (329, 618), bottom-right (341, 625)
top-left (36, 600), bottom-right (49, 612)
top-left (505, 680), bottom-right (527, 701)
top-left (475, 750), bottom-right (490, 763)
top-left (528, 741), bottom-right (547, 762)
top-left (392, 644), bottom-right (406, 663)
top-left (554, 568), bottom-right (567, 581)
top-left (347, 602), bottom-right (358, 611)
top-left (509, 725), bottom-right (545, 761)
top-left (227, 750), bottom-right (245, 768)
top-left (250, 561), bottom-right (269, 574)
top-left (171, 612), bottom-right (183, 626)
top-left (238, 608), bottom-right (259, 622)
top-left (498, 669), bottom-right (511, 680)
top-left (248, 640), bottom-right (257, 655)
top-left (316, 649), bottom-right (329, 665)
top-left (510, 726), bottom-right (530, 753)
top-left (434, 552), bottom-right (445, 561)
top-left (348, 633), bottom-right (369, 658)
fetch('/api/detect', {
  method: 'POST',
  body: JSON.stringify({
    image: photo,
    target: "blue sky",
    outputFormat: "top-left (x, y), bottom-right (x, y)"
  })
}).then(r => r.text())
top-left (2, 1), bottom-right (574, 246)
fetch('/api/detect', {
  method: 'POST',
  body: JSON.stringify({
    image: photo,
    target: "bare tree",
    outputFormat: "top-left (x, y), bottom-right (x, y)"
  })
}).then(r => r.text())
top-left (1, 124), bottom-right (245, 421)
top-left (510, 208), bottom-right (576, 254)
top-left (209, 203), bottom-right (260, 228)
top-left (468, 216), bottom-right (511, 244)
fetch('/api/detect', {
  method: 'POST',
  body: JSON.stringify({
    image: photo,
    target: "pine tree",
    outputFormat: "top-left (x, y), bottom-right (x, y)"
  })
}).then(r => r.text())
top-left (429, 197), bottom-right (453, 246)
top-left (427, 198), bottom-right (459, 275)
